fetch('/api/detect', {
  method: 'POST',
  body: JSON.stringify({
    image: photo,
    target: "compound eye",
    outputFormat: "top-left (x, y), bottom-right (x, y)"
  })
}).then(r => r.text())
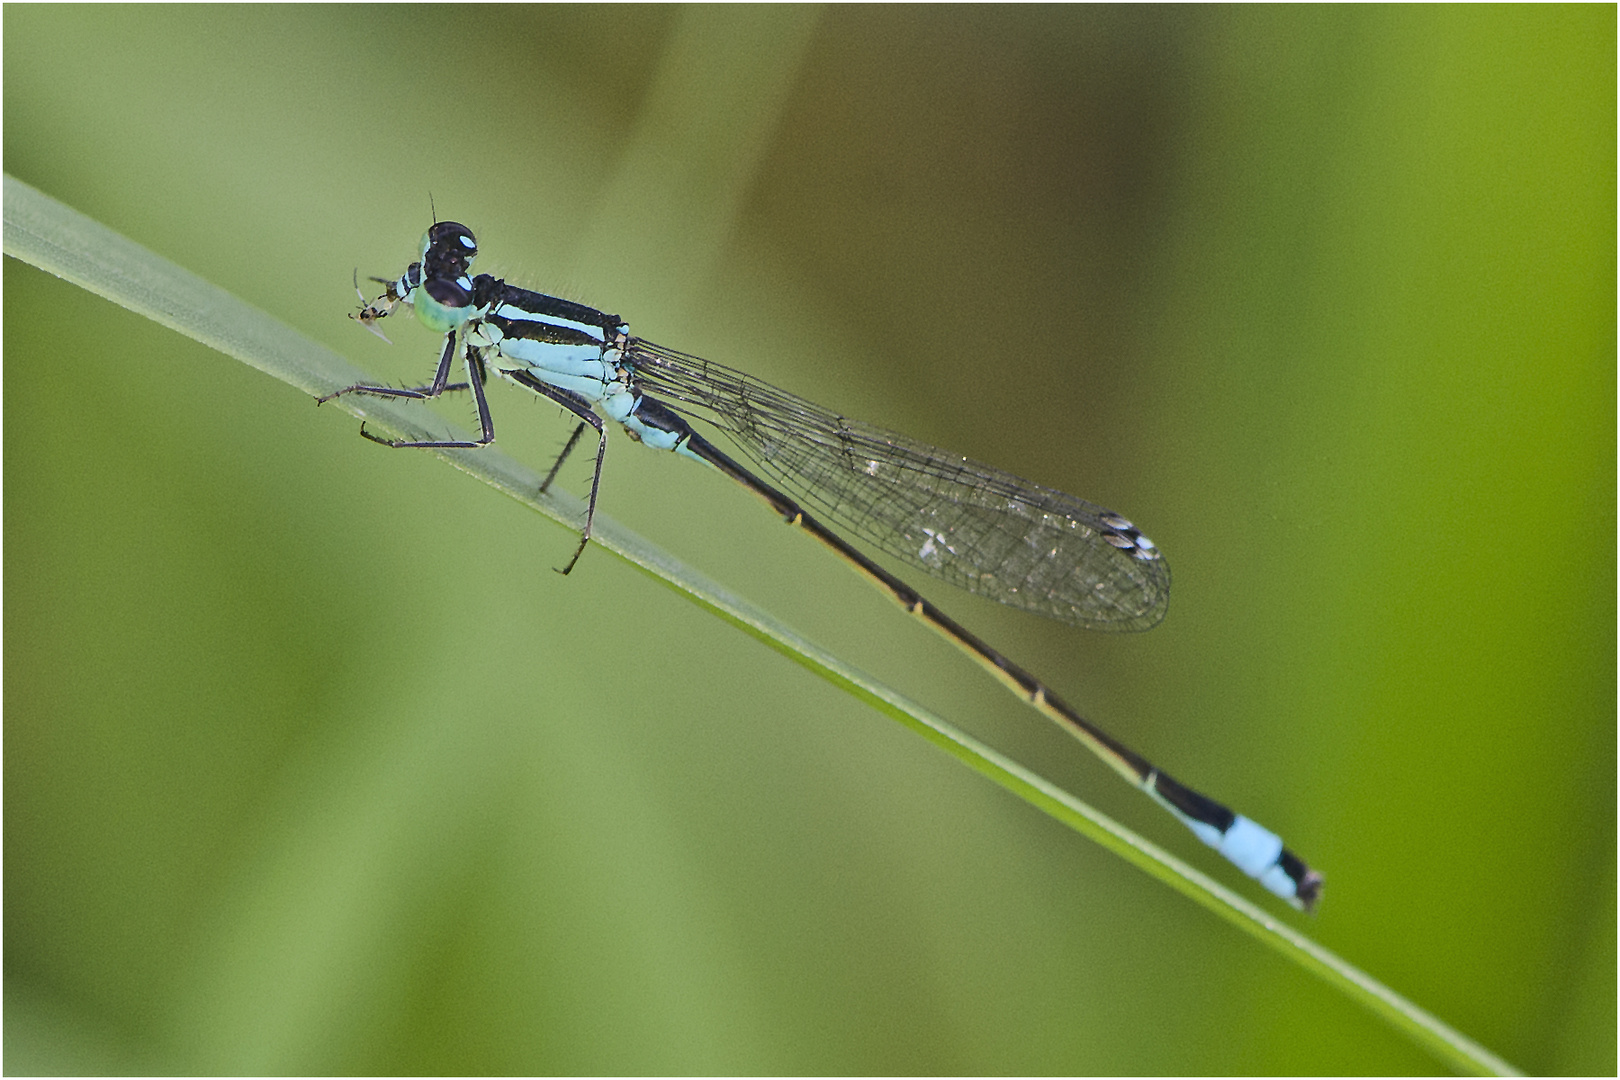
top-left (428, 221), bottom-right (477, 259)
top-left (423, 277), bottom-right (471, 309)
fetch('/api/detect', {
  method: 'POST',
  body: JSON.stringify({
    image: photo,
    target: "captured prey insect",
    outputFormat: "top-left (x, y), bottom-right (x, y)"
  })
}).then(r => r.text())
top-left (321, 221), bottom-right (1323, 911)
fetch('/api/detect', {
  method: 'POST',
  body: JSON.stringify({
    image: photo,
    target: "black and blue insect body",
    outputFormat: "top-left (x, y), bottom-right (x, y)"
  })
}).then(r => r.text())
top-left (323, 221), bottom-right (1323, 911)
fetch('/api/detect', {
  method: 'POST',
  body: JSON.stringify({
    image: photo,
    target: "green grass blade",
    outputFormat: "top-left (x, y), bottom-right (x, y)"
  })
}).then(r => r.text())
top-left (2, 173), bottom-right (1520, 1077)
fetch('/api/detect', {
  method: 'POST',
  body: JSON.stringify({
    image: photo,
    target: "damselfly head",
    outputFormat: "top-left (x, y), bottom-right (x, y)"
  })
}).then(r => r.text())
top-left (423, 221), bottom-right (478, 275)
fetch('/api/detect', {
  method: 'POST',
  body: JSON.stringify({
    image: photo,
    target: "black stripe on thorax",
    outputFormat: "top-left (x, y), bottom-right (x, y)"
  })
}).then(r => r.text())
top-left (481, 278), bottom-right (622, 329)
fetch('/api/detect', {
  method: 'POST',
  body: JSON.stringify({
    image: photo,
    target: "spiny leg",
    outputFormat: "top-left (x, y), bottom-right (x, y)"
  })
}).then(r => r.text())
top-left (328, 335), bottom-right (498, 450)
top-left (318, 329), bottom-right (463, 405)
top-left (540, 422), bottom-right (588, 495)
top-left (554, 423), bottom-right (608, 576)
top-left (506, 370), bottom-right (608, 575)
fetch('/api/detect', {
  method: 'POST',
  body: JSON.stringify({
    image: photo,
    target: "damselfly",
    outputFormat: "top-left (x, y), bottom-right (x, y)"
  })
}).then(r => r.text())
top-left (322, 221), bottom-right (1323, 911)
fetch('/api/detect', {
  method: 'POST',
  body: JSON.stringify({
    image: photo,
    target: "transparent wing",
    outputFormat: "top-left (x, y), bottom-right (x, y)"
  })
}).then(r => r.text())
top-left (626, 341), bottom-right (1170, 631)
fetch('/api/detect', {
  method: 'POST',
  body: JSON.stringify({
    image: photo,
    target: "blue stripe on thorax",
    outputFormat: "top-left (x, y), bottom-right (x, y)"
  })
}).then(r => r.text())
top-left (494, 305), bottom-right (608, 342)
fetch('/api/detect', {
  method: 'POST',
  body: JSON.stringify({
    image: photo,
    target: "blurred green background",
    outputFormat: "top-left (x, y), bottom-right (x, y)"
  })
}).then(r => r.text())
top-left (5, 6), bottom-right (1613, 1074)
